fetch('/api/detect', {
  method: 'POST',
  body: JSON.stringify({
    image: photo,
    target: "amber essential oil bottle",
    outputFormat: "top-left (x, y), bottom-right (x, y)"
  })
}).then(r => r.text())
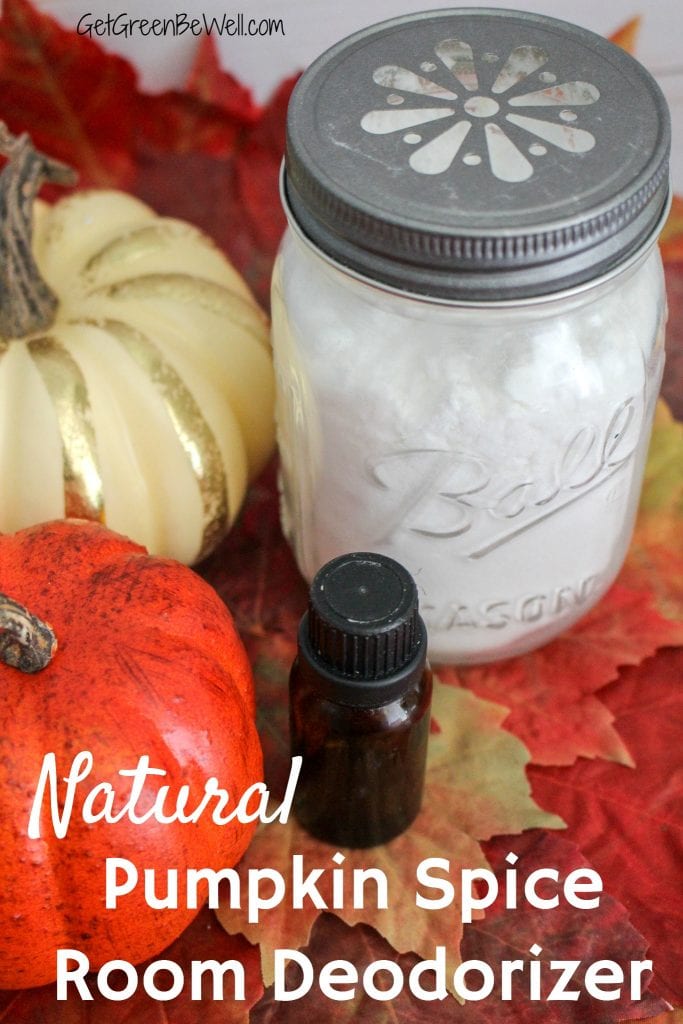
top-left (290, 551), bottom-right (432, 848)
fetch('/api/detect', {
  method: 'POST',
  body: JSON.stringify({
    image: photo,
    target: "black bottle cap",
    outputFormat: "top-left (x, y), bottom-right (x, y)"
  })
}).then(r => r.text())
top-left (299, 552), bottom-right (427, 707)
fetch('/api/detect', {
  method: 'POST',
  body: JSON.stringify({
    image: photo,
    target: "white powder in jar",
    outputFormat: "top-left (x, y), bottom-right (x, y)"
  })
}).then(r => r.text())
top-left (272, 231), bottom-right (666, 663)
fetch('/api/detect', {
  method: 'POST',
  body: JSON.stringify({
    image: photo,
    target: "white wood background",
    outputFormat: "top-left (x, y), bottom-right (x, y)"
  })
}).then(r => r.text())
top-left (32, 0), bottom-right (683, 192)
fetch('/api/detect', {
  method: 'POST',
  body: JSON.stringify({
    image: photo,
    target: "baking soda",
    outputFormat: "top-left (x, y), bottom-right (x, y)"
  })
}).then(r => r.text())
top-left (273, 232), bottom-right (665, 662)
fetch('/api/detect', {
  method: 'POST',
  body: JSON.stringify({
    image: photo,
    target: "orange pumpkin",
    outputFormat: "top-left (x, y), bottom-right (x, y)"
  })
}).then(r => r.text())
top-left (0, 520), bottom-right (262, 988)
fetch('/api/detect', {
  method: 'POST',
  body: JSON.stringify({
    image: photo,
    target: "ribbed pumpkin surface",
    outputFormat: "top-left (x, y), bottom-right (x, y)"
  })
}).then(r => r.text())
top-left (0, 190), bottom-right (274, 563)
top-left (0, 519), bottom-right (263, 988)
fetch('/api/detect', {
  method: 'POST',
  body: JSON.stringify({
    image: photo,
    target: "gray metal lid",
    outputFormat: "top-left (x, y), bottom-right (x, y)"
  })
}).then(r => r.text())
top-left (284, 7), bottom-right (671, 300)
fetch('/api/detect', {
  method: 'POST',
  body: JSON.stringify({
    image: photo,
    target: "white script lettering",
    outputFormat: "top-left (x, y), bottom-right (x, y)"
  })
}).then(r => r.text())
top-left (28, 752), bottom-right (302, 840)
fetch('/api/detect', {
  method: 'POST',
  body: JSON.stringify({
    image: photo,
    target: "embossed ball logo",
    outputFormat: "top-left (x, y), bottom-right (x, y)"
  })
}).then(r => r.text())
top-left (360, 40), bottom-right (599, 182)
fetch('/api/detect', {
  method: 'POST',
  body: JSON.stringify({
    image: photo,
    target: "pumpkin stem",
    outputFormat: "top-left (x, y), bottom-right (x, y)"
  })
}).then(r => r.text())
top-left (0, 124), bottom-right (77, 341)
top-left (0, 592), bottom-right (57, 673)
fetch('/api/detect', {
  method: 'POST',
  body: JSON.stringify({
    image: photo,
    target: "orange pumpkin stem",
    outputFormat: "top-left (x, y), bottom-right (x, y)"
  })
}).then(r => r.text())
top-left (0, 123), bottom-right (77, 340)
top-left (0, 593), bottom-right (57, 673)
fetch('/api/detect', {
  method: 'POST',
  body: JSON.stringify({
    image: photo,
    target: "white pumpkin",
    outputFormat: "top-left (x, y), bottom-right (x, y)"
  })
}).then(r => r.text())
top-left (0, 186), bottom-right (274, 564)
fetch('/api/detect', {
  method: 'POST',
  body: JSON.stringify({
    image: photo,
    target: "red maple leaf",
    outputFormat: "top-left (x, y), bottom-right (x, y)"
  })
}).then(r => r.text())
top-left (437, 583), bottom-right (682, 767)
top-left (0, 0), bottom-right (296, 305)
top-left (185, 34), bottom-right (261, 124)
top-left (632, 1015), bottom-right (683, 1024)
top-left (0, 0), bottom-right (140, 186)
top-left (529, 648), bottom-right (683, 1005)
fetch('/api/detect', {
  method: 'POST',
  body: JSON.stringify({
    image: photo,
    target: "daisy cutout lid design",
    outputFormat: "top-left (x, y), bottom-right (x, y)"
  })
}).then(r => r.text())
top-left (284, 8), bottom-right (670, 300)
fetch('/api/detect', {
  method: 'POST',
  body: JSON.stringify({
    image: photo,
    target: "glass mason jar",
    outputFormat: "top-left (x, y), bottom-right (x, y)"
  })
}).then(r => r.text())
top-left (272, 9), bottom-right (671, 664)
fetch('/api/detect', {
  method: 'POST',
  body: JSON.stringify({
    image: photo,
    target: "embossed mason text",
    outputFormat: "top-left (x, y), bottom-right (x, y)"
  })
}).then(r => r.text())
top-left (423, 575), bottom-right (602, 631)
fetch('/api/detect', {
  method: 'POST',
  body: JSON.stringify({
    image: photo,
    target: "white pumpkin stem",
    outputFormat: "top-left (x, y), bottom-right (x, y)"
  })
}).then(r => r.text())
top-left (0, 592), bottom-right (57, 673)
top-left (0, 124), bottom-right (77, 340)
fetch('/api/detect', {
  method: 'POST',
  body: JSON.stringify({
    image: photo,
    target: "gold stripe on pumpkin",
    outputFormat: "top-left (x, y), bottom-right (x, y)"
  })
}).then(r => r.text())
top-left (28, 337), bottom-right (105, 522)
top-left (100, 319), bottom-right (229, 561)
top-left (96, 274), bottom-right (270, 351)
top-left (83, 224), bottom-right (251, 305)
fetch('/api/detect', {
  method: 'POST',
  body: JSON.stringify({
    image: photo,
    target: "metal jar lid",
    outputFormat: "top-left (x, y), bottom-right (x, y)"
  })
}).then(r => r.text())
top-left (284, 7), bottom-right (671, 300)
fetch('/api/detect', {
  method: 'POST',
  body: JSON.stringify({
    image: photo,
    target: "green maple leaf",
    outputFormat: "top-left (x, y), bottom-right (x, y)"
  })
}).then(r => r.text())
top-left (622, 401), bottom-right (683, 623)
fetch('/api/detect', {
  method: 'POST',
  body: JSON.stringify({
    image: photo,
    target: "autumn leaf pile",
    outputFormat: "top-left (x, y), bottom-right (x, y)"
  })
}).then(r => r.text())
top-left (0, 2), bottom-right (681, 1021)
